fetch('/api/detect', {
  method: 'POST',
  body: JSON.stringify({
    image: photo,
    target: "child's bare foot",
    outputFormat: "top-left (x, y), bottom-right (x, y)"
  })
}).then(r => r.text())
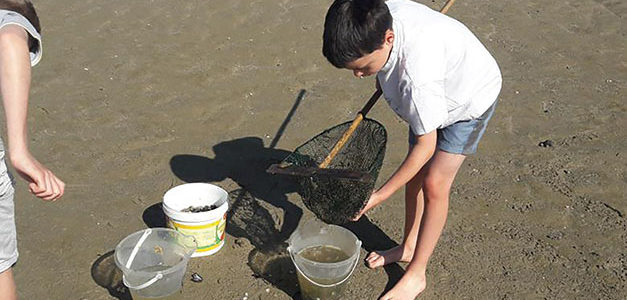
top-left (379, 269), bottom-right (426, 300)
top-left (365, 244), bottom-right (414, 269)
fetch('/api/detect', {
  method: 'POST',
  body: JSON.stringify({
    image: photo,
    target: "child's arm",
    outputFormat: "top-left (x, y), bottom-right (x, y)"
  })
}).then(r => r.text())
top-left (0, 25), bottom-right (64, 201)
top-left (352, 130), bottom-right (436, 220)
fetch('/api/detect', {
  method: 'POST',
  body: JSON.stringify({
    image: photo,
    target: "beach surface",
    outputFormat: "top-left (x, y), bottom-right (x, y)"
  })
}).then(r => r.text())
top-left (8, 0), bottom-right (625, 299)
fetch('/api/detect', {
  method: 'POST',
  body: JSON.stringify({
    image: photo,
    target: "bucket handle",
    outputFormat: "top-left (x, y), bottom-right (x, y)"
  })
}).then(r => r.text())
top-left (123, 273), bottom-right (163, 290)
top-left (122, 228), bottom-right (163, 290)
top-left (125, 228), bottom-right (152, 269)
top-left (288, 242), bottom-right (361, 288)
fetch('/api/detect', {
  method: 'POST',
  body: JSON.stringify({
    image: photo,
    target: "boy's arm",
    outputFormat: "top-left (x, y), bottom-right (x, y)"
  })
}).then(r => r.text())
top-left (0, 25), bottom-right (64, 201)
top-left (352, 130), bottom-right (436, 220)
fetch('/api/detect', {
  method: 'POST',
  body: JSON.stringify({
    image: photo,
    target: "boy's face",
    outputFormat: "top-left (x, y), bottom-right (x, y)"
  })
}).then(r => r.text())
top-left (344, 30), bottom-right (394, 78)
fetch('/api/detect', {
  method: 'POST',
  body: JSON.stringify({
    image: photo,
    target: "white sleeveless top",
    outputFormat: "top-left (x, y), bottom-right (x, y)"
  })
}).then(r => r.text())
top-left (0, 9), bottom-right (42, 176)
top-left (0, 9), bottom-right (42, 66)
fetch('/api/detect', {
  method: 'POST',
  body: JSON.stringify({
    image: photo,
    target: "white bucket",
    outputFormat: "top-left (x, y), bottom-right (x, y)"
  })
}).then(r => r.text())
top-left (162, 183), bottom-right (229, 257)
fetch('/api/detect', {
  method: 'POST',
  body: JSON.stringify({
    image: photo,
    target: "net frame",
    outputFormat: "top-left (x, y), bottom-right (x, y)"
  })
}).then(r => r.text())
top-left (283, 119), bottom-right (387, 224)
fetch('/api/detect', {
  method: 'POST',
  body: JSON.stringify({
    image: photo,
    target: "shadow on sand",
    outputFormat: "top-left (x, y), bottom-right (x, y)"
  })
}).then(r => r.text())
top-left (135, 89), bottom-right (401, 298)
top-left (142, 202), bottom-right (167, 228)
top-left (343, 218), bottom-right (406, 297)
top-left (167, 139), bottom-right (303, 298)
top-left (164, 91), bottom-right (307, 298)
top-left (90, 250), bottom-right (131, 300)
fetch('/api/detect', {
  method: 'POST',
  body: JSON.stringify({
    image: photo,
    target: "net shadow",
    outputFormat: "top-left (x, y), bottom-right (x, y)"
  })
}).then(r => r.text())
top-left (228, 189), bottom-right (300, 298)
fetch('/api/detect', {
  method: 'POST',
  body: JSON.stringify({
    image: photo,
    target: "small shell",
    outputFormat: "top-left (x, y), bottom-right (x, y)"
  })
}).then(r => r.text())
top-left (191, 272), bottom-right (203, 283)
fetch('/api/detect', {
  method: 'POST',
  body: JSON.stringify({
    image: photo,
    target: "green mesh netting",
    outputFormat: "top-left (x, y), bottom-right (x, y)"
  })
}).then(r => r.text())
top-left (283, 119), bottom-right (387, 224)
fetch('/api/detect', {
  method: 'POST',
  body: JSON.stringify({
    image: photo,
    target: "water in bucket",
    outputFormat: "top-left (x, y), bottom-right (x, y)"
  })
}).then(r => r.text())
top-left (114, 228), bottom-right (197, 299)
top-left (288, 221), bottom-right (361, 300)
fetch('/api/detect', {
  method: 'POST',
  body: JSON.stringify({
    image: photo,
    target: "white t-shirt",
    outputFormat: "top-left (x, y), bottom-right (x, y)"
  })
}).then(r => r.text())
top-left (377, 0), bottom-right (502, 135)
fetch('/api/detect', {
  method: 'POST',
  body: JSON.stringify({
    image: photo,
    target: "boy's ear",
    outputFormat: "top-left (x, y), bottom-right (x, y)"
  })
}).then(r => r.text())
top-left (384, 29), bottom-right (394, 46)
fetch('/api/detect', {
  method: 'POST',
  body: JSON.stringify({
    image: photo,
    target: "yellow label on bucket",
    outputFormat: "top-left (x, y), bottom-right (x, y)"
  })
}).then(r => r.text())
top-left (167, 213), bottom-right (227, 253)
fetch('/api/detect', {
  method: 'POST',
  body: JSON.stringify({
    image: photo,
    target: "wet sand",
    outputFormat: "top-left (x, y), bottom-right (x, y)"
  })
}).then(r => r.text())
top-left (9, 0), bottom-right (625, 299)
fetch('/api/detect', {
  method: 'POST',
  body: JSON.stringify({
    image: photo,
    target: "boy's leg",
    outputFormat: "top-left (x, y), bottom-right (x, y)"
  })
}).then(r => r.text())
top-left (380, 150), bottom-right (465, 300)
top-left (0, 268), bottom-right (17, 300)
top-left (366, 146), bottom-right (427, 268)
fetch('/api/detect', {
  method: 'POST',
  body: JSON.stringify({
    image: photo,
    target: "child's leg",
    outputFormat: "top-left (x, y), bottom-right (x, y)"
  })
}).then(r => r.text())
top-left (0, 268), bottom-right (17, 300)
top-left (380, 150), bottom-right (466, 300)
top-left (366, 152), bottom-right (427, 268)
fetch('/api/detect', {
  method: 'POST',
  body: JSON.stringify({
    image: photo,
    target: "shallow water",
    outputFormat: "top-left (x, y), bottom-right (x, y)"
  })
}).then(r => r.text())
top-left (298, 245), bottom-right (350, 264)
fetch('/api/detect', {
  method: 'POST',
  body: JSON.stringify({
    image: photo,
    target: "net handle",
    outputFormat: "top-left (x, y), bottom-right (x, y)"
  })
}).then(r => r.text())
top-left (440, 0), bottom-right (457, 14)
top-left (318, 90), bottom-right (382, 168)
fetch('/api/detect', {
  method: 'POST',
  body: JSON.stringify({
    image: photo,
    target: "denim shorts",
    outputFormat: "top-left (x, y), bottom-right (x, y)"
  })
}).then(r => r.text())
top-left (409, 100), bottom-right (498, 155)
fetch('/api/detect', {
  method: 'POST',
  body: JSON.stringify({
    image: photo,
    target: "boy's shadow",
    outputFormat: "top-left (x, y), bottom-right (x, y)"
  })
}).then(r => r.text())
top-left (169, 136), bottom-right (302, 243)
top-left (167, 138), bottom-right (303, 298)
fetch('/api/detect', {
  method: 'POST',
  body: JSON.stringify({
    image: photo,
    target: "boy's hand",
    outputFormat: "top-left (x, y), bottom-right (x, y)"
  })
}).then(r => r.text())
top-left (10, 152), bottom-right (64, 201)
top-left (351, 190), bottom-right (382, 221)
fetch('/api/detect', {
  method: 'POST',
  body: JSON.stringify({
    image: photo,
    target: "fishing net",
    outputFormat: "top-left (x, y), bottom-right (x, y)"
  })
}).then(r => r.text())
top-left (282, 119), bottom-right (387, 224)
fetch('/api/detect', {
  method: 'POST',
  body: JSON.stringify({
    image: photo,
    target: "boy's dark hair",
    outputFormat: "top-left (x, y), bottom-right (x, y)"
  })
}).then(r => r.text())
top-left (322, 0), bottom-right (392, 68)
top-left (0, 0), bottom-right (41, 53)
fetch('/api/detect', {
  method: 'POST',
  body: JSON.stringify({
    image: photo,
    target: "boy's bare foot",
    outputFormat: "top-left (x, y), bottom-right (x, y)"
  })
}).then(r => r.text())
top-left (379, 269), bottom-right (426, 300)
top-left (366, 245), bottom-right (414, 268)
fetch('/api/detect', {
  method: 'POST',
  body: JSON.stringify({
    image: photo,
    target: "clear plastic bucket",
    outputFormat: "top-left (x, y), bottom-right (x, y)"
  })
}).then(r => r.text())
top-left (114, 228), bottom-right (197, 298)
top-left (288, 221), bottom-right (361, 300)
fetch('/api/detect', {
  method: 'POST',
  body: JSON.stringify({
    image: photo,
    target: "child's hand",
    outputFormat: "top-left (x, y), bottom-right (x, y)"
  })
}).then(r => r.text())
top-left (351, 190), bottom-right (382, 221)
top-left (10, 152), bottom-right (65, 201)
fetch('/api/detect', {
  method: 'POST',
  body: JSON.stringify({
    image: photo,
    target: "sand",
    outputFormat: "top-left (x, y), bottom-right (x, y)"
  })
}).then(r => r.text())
top-left (8, 0), bottom-right (625, 299)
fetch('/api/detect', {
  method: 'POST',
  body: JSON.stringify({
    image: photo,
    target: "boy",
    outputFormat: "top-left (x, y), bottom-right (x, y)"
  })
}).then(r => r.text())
top-left (323, 0), bottom-right (501, 299)
top-left (0, 1), bottom-right (65, 298)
